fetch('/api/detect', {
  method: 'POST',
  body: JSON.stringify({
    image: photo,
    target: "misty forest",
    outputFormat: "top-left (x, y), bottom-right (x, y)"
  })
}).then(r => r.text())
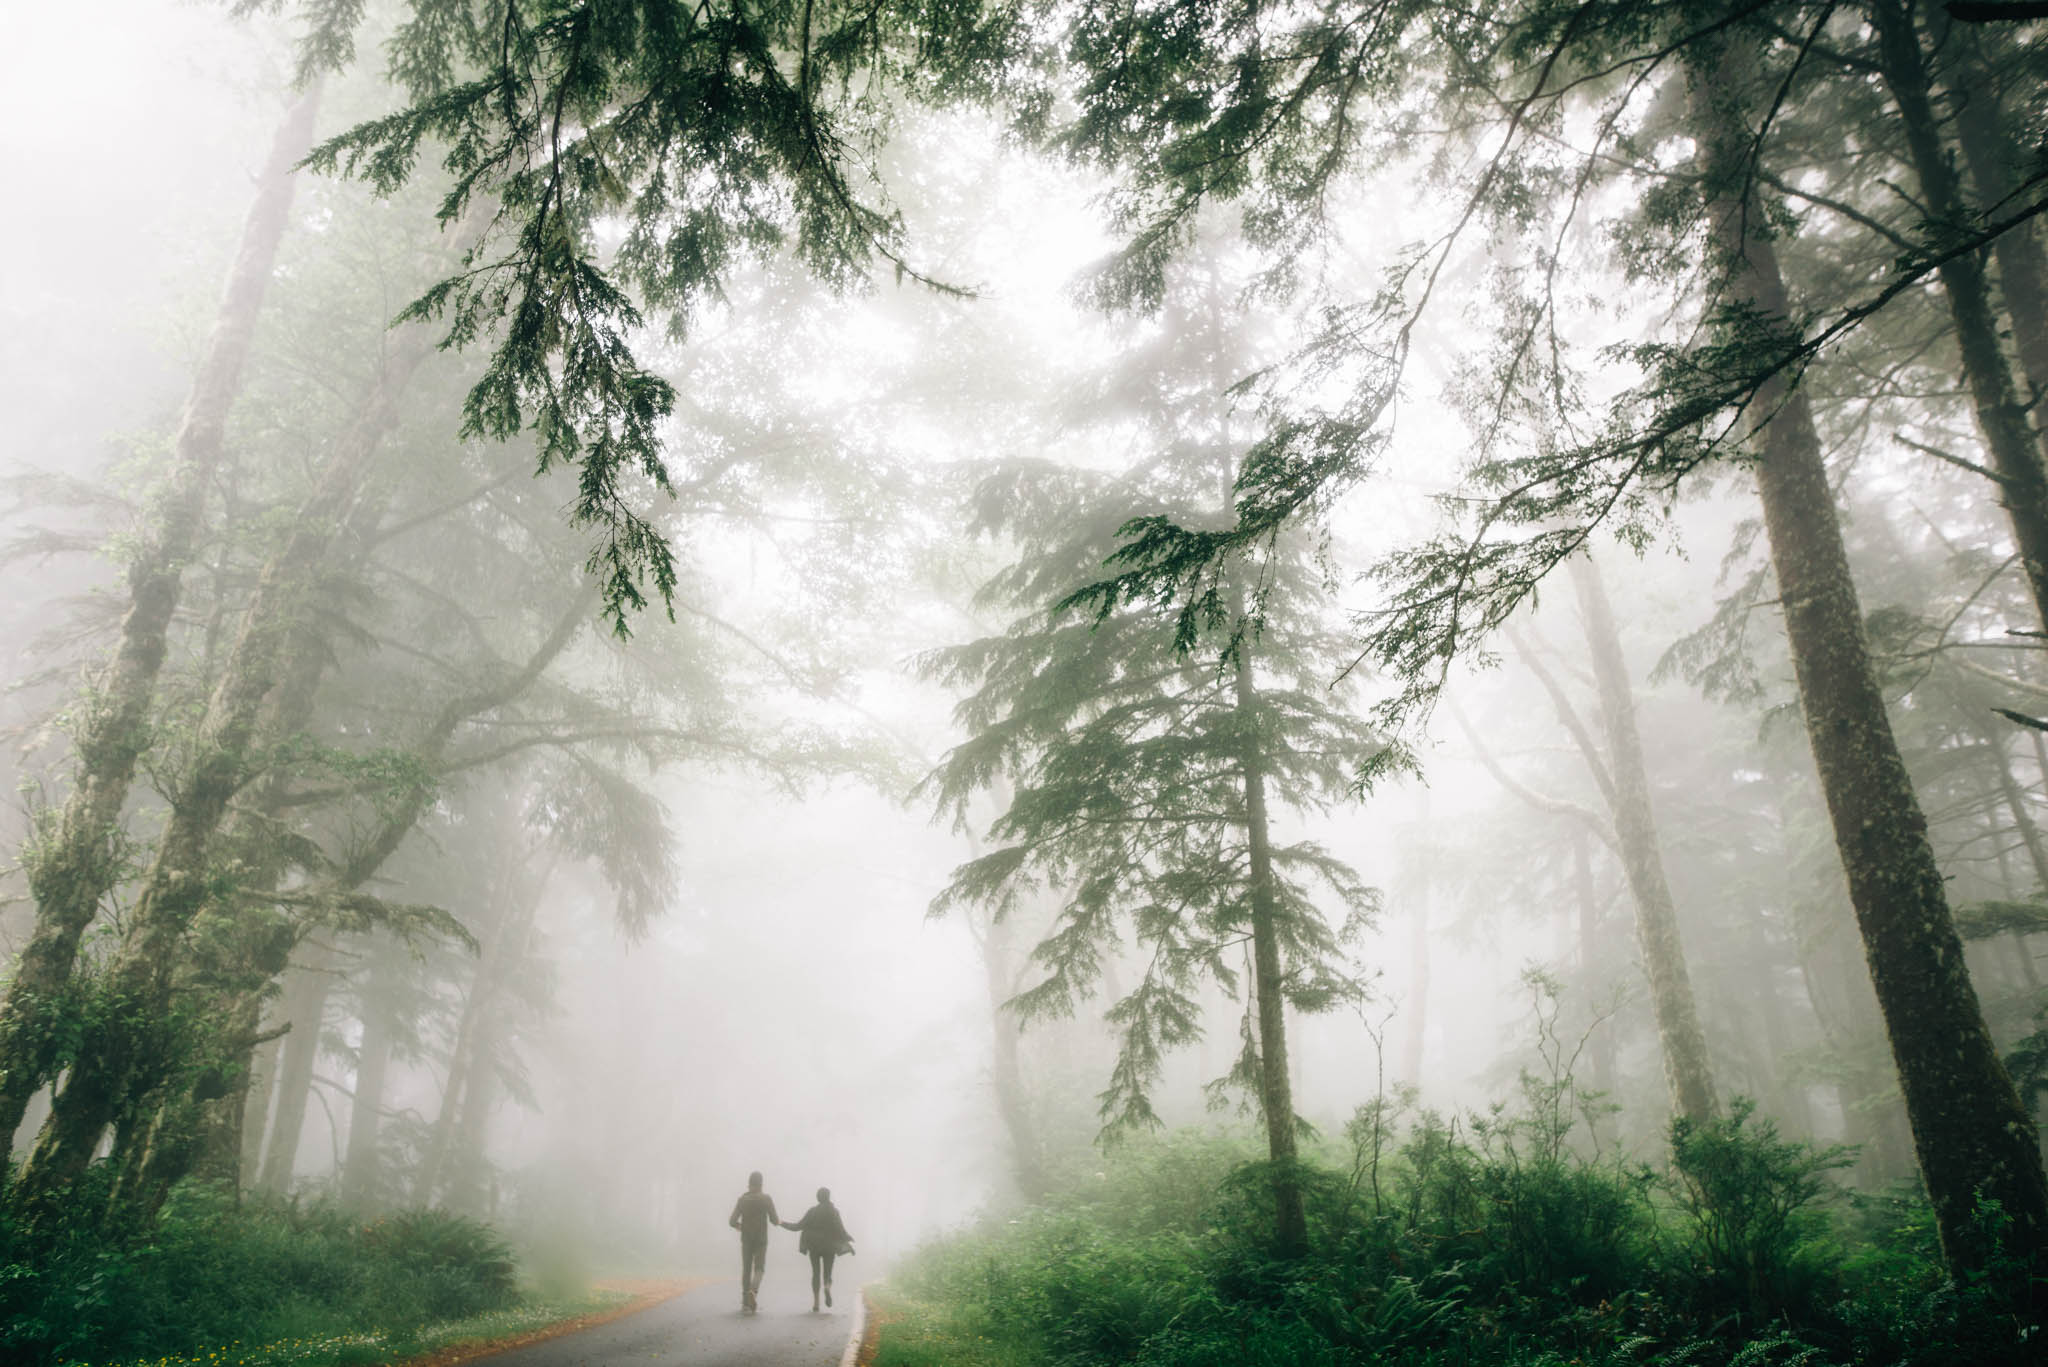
top-left (5, 2), bottom-right (2048, 1366)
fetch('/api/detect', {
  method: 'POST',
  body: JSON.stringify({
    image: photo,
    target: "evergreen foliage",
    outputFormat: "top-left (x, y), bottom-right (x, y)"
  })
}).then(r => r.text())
top-left (295, 0), bottom-right (1026, 630)
top-left (7, 0), bottom-right (2048, 1358)
top-left (926, 455), bottom-right (1382, 1134)
top-left (922, 271), bottom-right (1389, 1158)
top-left (874, 1102), bottom-right (2030, 1367)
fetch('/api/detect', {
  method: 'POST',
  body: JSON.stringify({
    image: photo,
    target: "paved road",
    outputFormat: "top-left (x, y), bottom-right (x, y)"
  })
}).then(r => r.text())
top-left (473, 1280), bottom-right (859, 1367)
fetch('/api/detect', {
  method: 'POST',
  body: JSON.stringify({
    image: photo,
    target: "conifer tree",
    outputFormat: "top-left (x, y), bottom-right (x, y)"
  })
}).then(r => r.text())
top-left (1047, 2), bottom-right (2047, 1297)
top-left (0, 89), bottom-right (321, 1168)
top-left (925, 281), bottom-right (1385, 1253)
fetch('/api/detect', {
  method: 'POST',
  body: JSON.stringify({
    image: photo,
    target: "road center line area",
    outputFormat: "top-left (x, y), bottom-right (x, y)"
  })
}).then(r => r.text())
top-left (455, 1281), bottom-right (863, 1367)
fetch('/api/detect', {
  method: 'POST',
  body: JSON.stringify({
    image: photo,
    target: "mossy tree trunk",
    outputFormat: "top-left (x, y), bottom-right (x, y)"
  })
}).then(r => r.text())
top-left (0, 88), bottom-right (320, 1166)
top-left (1691, 52), bottom-right (2048, 1297)
top-left (255, 958), bottom-right (332, 1194)
top-left (10, 324), bottom-right (435, 1212)
top-left (239, 1014), bottom-right (287, 1188)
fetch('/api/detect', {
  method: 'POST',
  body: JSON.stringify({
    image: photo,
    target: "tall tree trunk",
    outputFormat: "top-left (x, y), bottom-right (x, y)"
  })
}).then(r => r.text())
top-left (177, 617), bottom-right (352, 1194)
top-left (442, 1036), bottom-right (500, 1217)
top-left (958, 786), bottom-right (1049, 1203)
top-left (0, 88), bottom-right (320, 1164)
top-left (339, 985), bottom-right (395, 1210)
top-left (1952, 36), bottom-right (2048, 412)
top-left (240, 1009), bottom-right (287, 1189)
top-left (982, 904), bottom-right (1047, 1200)
top-left (1572, 827), bottom-right (1617, 1099)
top-left (417, 856), bottom-right (549, 1205)
top-left (199, 587), bottom-right (589, 1207)
top-left (1752, 951), bottom-right (1815, 1138)
top-left (174, 548), bottom-right (580, 1206)
top-left (1567, 554), bottom-right (1719, 1123)
top-left (1790, 898), bottom-right (1915, 1184)
top-left (1690, 53), bottom-right (2048, 1296)
top-left (1233, 635), bottom-right (1307, 1254)
top-left (186, 994), bottom-right (267, 1190)
top-left (12, 327), bottom-right (437, 1209)
top-left (1873, 0), bottom-right (2048, 629)
top-left (257, 957), bottom-right (333, 1194)
top-left (1979, 723), bottom-right (2048, 990)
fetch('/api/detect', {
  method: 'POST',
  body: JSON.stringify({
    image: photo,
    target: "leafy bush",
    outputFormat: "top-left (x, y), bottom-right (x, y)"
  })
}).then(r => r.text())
top-left (359, 1208), bottom-right (518, 1319)
top-left (0, 1179), bottom-right (522, 1366)
top-left (1666, 1099), bottom-right (1852, 1322)
top-left (872, 1093), bottom-right (2038, 1367)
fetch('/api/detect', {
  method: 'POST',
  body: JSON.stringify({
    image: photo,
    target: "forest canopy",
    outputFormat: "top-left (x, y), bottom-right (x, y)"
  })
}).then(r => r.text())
top-left (3, 1), bottom-right (2048, 1365)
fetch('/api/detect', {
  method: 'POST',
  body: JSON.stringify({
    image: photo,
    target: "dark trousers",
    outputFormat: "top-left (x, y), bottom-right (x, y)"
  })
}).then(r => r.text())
top-left (809, 1249), bottom-right (836, 1298)
top-left (740, 1237), bottom-right (768, 1302)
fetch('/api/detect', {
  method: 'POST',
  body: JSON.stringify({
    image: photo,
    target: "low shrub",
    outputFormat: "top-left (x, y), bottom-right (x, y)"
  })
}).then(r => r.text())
top-left (1665, 1100), bottom-right (1853, 1324)
top-left (0, 1180), bottom-right (522, 1367)
top-left (871, 1096), bottom-right (2029, 1367)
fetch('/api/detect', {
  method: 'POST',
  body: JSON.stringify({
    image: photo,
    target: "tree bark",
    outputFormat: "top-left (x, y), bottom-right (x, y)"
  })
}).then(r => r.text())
top-left (11, 325), bottom-right (437, 1208)
top-left (1977, 722), bottom-right (2048, 991)
top-left (1690, 54), bottom-right (2048, 1294)
top-left (1952, 35), bottom-right (2048, 412)
top-left (0, 88), bottom-right (320, 1164)
top-left (1873, 0), bottom-right (2048, 628)
top-left (239, 1008), bottom-right (287, 1189)
top-left (171, 612), bottom-right (357, 1195)
top-left (338, 986), bottom-right (395, 1210)
top-left (1567, 554), bottom-right (1719, 1123)
top-left (442, 1034), bottom-right (499, 1217)
top-left (981, 904), bottom-right (1048, 1200)
top-left (416, 855), bottom-right (549, 1205)
top-left (1233, 636), bottom-right (1307, 1254)
top-left (257, 957), bottom-right (332, 1194)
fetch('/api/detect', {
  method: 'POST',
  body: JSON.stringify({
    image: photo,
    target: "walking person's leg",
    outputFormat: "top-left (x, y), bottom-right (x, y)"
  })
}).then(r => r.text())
top-left (742, 1239), bottom-right (765, 1310)
top-left (809, 1251), bottom-right (823, 1311)
top-left (820, 1251), bottom-right (836, 1307)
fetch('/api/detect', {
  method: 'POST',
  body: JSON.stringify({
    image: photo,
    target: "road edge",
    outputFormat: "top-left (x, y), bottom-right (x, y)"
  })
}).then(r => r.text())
top-left (839, 1285), bottom-right (871, 1367)
top-left (391, 1278), bottom-right (706, 1367)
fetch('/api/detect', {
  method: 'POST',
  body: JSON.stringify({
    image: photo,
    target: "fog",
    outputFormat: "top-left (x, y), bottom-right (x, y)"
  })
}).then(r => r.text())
top-left (2, 0), bottom-right (2042, 1309)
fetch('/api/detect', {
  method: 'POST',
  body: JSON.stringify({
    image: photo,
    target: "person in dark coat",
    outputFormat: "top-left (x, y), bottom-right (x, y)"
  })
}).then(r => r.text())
top-left (728, 1171), bottom-right (780, 1313)
top-left (781, 1186), bottom-right (854, 1312)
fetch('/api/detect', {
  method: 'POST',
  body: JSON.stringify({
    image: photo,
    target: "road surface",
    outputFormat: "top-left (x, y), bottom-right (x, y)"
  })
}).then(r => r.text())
top-left (464, 1280), bottom-right (862, 1367)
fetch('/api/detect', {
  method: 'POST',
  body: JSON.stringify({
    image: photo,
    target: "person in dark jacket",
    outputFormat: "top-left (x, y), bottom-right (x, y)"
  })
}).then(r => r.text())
top-left (728, 1171), bottom-right (780, 1313)
top-left (781, 1186), bottom-right (854, 1312)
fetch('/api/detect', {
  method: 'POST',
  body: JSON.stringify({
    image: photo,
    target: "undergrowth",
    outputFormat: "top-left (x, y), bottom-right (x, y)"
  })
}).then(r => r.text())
top-left (0, 1175), bottom-right (531, 1367)
top-left (875, 1096), bottom-right (2040, 1367)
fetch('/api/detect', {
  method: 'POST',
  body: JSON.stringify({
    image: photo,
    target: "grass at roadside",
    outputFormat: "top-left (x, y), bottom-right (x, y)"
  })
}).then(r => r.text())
top-left (864, 1282), bottom-right (1039, 1367)
top-left (72, 1291), bottom-right (633, 1367)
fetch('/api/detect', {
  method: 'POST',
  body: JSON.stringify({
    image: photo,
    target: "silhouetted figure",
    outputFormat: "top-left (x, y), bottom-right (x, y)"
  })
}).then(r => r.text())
top-left (728, 1171), bottom-right (780, 1313)
top-left (782, 1186), bottom-right (854, 1312)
